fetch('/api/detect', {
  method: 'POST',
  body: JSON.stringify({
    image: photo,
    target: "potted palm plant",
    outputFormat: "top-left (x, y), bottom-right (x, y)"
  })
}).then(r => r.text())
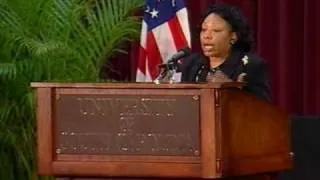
top-left (0, 0), bottom-right (143, 179)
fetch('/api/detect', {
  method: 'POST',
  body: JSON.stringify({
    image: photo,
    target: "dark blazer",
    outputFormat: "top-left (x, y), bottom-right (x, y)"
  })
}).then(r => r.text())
top-left (177, 50), bottom-right (271, 101)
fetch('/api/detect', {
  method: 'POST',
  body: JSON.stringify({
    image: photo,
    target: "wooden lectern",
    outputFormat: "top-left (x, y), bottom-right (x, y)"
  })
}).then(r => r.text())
top-left (31, 82), bottom-right (292, 180)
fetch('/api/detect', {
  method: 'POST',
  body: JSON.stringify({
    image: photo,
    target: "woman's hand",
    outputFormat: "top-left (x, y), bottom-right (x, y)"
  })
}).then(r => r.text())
top-left (207, 70), bottom-right (233, 83)
top-left (237, 73), bottom-right (247, 82)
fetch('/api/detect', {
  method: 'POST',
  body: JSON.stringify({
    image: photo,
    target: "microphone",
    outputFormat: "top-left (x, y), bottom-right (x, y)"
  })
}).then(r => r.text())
top-left (158, 47), bottom-right (191, 69)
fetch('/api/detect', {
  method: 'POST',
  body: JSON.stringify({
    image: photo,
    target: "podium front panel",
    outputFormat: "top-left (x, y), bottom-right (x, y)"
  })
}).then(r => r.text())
top-left (54, 89), bottom-right (200, 156)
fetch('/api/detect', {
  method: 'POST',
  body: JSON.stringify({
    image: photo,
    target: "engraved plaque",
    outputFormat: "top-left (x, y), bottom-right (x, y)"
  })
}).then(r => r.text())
top-left (54, 93), bottom-right (200, 156)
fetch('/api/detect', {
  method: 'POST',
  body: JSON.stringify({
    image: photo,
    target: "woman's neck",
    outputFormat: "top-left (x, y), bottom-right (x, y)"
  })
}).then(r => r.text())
top-left (209, 55), bottom-right (228, 68)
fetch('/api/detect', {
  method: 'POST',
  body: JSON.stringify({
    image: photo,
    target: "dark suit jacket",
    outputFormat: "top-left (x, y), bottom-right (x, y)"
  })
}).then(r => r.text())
top-left (177, 50), bottom-right (271, 101)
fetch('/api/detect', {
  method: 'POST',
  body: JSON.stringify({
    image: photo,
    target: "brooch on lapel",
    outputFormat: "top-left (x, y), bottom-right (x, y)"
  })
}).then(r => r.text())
top-left (237, 55), bottom-right (249, 83)
top-left (242, 55), bottom-right (248, 65)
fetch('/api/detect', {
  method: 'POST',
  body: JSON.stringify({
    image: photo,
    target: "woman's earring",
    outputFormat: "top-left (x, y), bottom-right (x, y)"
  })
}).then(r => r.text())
top-left (230, 39), bottom-right (235, 45)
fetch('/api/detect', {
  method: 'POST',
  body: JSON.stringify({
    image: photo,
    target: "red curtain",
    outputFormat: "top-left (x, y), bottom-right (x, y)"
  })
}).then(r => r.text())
top-left (106, 0), bottom-right (320, 115)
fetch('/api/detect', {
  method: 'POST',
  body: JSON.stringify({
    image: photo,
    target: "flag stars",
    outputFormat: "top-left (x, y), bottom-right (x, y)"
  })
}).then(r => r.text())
top-left (150, 8), bottom-right (159, 18)
top-left (172, 0), bottom-right (176, 7)
top-left (145, 5), bottom-right (150, 13)
top-left (144, 6), bottom-right (159, 19)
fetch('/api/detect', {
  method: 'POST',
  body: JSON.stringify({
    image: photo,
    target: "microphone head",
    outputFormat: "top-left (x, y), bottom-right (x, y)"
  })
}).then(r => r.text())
top-left (170, 47), bottom-right (191, 61)
top-left (158, 47), bottom-right (192, 70)
top-left (178, 47), bottom-right (191, 56)
top-left (180, 47), bottom-right (191, 53)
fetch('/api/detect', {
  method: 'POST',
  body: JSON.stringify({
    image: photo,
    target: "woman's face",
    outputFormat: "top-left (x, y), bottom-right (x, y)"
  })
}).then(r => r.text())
top-left (200, 13), bottom-right (236, 58)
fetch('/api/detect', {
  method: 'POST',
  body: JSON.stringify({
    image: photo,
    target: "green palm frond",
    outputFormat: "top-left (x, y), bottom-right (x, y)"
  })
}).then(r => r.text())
top-left (0, 62), bottom-right (17, 80)
top-left (72, 0), bottom-right (143, 77)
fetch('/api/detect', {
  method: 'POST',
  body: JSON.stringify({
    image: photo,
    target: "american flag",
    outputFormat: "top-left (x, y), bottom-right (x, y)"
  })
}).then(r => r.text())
top-left (136, 0), bottom-right (191, 82)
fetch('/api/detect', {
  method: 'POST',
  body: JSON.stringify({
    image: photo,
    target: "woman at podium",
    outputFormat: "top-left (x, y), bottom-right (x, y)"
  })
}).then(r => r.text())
top-left (178, 4), bottom-right (271, 101)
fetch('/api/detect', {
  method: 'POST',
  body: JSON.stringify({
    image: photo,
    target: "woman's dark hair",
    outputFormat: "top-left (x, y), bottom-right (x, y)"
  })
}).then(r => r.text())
top-left (200, 4), bottom-right (253, 53)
